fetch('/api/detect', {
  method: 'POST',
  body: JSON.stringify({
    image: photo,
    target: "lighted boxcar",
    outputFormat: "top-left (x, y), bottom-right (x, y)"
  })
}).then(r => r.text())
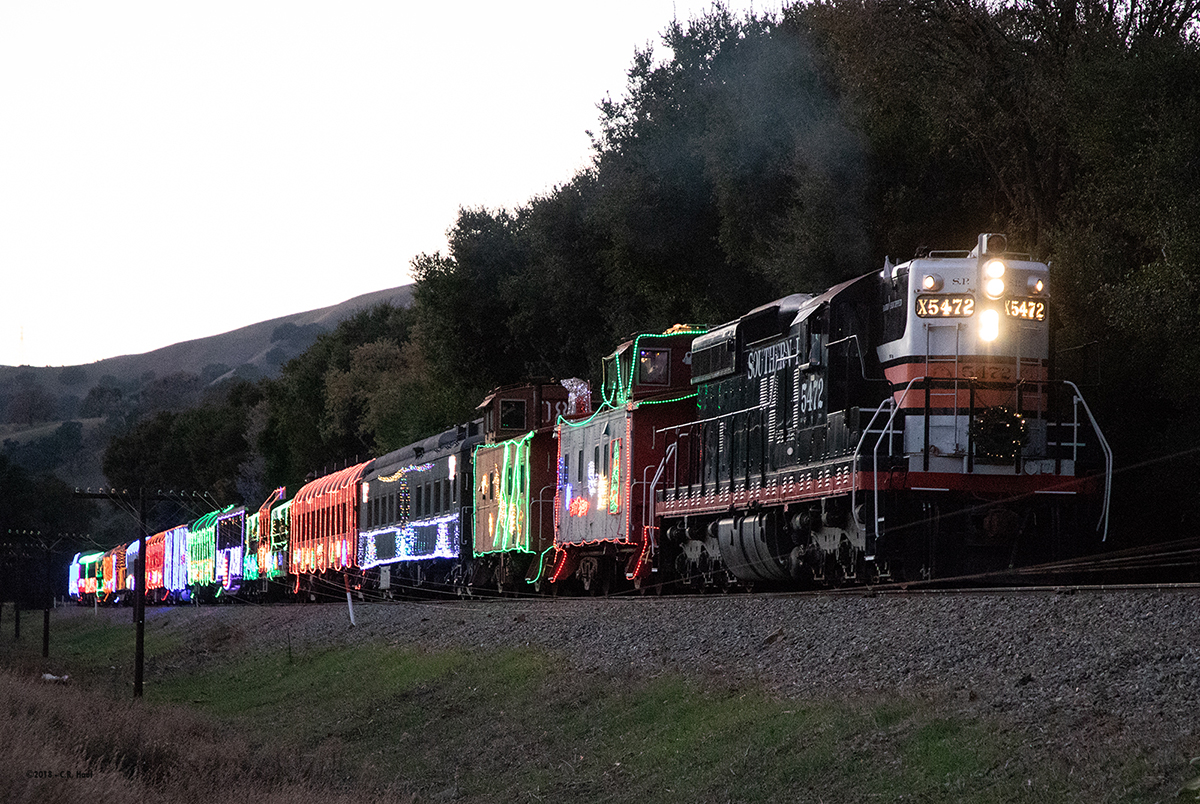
top-left (187, 508), bottom-right (229, 599)
top-left (146, 525), bottom-right (190, 603)
top-left (68, 551), bottom-right (104, 603)
top-left (211, 507), bottom-right (246, 594)
top-left (244, 487), bottom-right (289, 596)
top-left (99, 543), bottom-right (127, 603)
top-left (125, 538), bottom-right (140, 597)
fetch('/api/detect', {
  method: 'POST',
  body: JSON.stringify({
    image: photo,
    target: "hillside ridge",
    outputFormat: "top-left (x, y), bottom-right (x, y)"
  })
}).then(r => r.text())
top-left (0, 284), bottom-right (414, 392)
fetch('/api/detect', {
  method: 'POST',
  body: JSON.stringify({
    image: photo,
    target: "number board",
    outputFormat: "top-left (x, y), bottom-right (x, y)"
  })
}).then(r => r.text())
top-left (915, 294), bottom-right (975, 318)
top-left (1004, 299), bottom-right (1046, 321)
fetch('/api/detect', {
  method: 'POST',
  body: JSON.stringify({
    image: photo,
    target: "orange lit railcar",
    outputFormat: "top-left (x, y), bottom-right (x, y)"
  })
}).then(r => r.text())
top-left (290, 462), bottom-right (371, 596)
top-left (99, 544), bottom-right (128, 603)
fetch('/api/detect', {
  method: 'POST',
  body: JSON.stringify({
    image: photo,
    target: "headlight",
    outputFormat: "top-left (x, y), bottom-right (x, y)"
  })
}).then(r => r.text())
top-left (1028, 276), bottom-right (1046, 294)
top-left (921, 273), bottom-right (943, 291)
top-left (980, 309), bottom-right (1000, 341)
top-left (985, 277), bottom-right (1006, 299)
top-left (984, 260), bottom-right (1006, 279)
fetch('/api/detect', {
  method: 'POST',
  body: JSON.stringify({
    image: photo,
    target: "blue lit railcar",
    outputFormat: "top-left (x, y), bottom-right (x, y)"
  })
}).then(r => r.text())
top-left (657, 234), bottom-right (1111, 585)
top-left (146, 525), bottom-right (189, 603)
top-left (125, 538), bottom-right (140, 599)
top-left (357, 421), bottom-right (483, 595)
top-left (214, 506), bottom-right (247, 595)
top-left (551, 327), bottom-right (704, 593)
top-left (472, 381), bottom-right (584, 592)
top-left (68, 553), bottom-right (82, 601)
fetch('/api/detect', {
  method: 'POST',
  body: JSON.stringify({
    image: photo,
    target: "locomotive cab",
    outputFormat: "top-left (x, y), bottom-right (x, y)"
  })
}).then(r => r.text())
top-left (878, 233), bottom-right (1055, 471)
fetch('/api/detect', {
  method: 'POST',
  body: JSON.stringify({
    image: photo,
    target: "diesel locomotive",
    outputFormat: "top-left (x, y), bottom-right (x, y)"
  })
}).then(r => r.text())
top-left (656, 233), bottom-right (1110, 586)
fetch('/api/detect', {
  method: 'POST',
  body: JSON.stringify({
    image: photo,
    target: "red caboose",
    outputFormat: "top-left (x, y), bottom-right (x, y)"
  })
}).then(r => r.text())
top-left (550, 326), bottom-right (704, 593)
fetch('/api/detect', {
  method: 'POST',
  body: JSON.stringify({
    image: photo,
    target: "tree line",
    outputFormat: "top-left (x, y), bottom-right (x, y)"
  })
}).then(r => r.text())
top-left (81, 0), bottom-right (1200, 541)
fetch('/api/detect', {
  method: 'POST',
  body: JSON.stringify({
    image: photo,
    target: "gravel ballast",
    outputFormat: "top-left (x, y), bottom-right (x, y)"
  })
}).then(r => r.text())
top-left (92, 588), bottom-right (1200, 797)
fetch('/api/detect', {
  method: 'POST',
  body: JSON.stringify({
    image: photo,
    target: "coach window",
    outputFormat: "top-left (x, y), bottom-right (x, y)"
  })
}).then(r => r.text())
top-left (414, 485), bottom-right (423, 519)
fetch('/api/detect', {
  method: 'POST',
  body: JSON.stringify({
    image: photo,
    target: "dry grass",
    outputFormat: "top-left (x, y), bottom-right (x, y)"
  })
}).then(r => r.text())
top-left (0, 670), bottom-right (419, 804)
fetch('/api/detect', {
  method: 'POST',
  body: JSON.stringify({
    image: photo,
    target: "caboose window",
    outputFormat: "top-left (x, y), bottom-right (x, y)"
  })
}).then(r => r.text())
top-left (499, 399), bottom-right (527, 430)
top-left (637, 348), bottom-right (670, 385)
top-left (602, 355), bottom-right (618, 399)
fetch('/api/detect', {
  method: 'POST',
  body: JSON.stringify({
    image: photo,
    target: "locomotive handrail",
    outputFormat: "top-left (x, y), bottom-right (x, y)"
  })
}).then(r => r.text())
top-left (644, 442), bottom-right (678, 536)
top-left (655, 402), bottom-right (770, 435)
top-left (849, 396), bottom-right (899, 519)
top-left (852, 377), bottom-right (926, 552)
top-left (1063, 381), bottom-right (1112, 542)
top-left (875, 378), bottom-right (928, 545)
top-left (825, 334), bottom-right (891, 382)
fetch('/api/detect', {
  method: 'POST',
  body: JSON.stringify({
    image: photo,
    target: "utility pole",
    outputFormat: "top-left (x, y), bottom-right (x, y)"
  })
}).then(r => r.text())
top-left (74, 488), bottom-right (214, 698)
top-left (5, 529), bottom-right (90, 658)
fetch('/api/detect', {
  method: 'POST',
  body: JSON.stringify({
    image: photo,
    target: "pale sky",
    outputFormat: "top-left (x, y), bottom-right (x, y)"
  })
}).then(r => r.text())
top-left (1, 0), bottom-right (772, 368)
